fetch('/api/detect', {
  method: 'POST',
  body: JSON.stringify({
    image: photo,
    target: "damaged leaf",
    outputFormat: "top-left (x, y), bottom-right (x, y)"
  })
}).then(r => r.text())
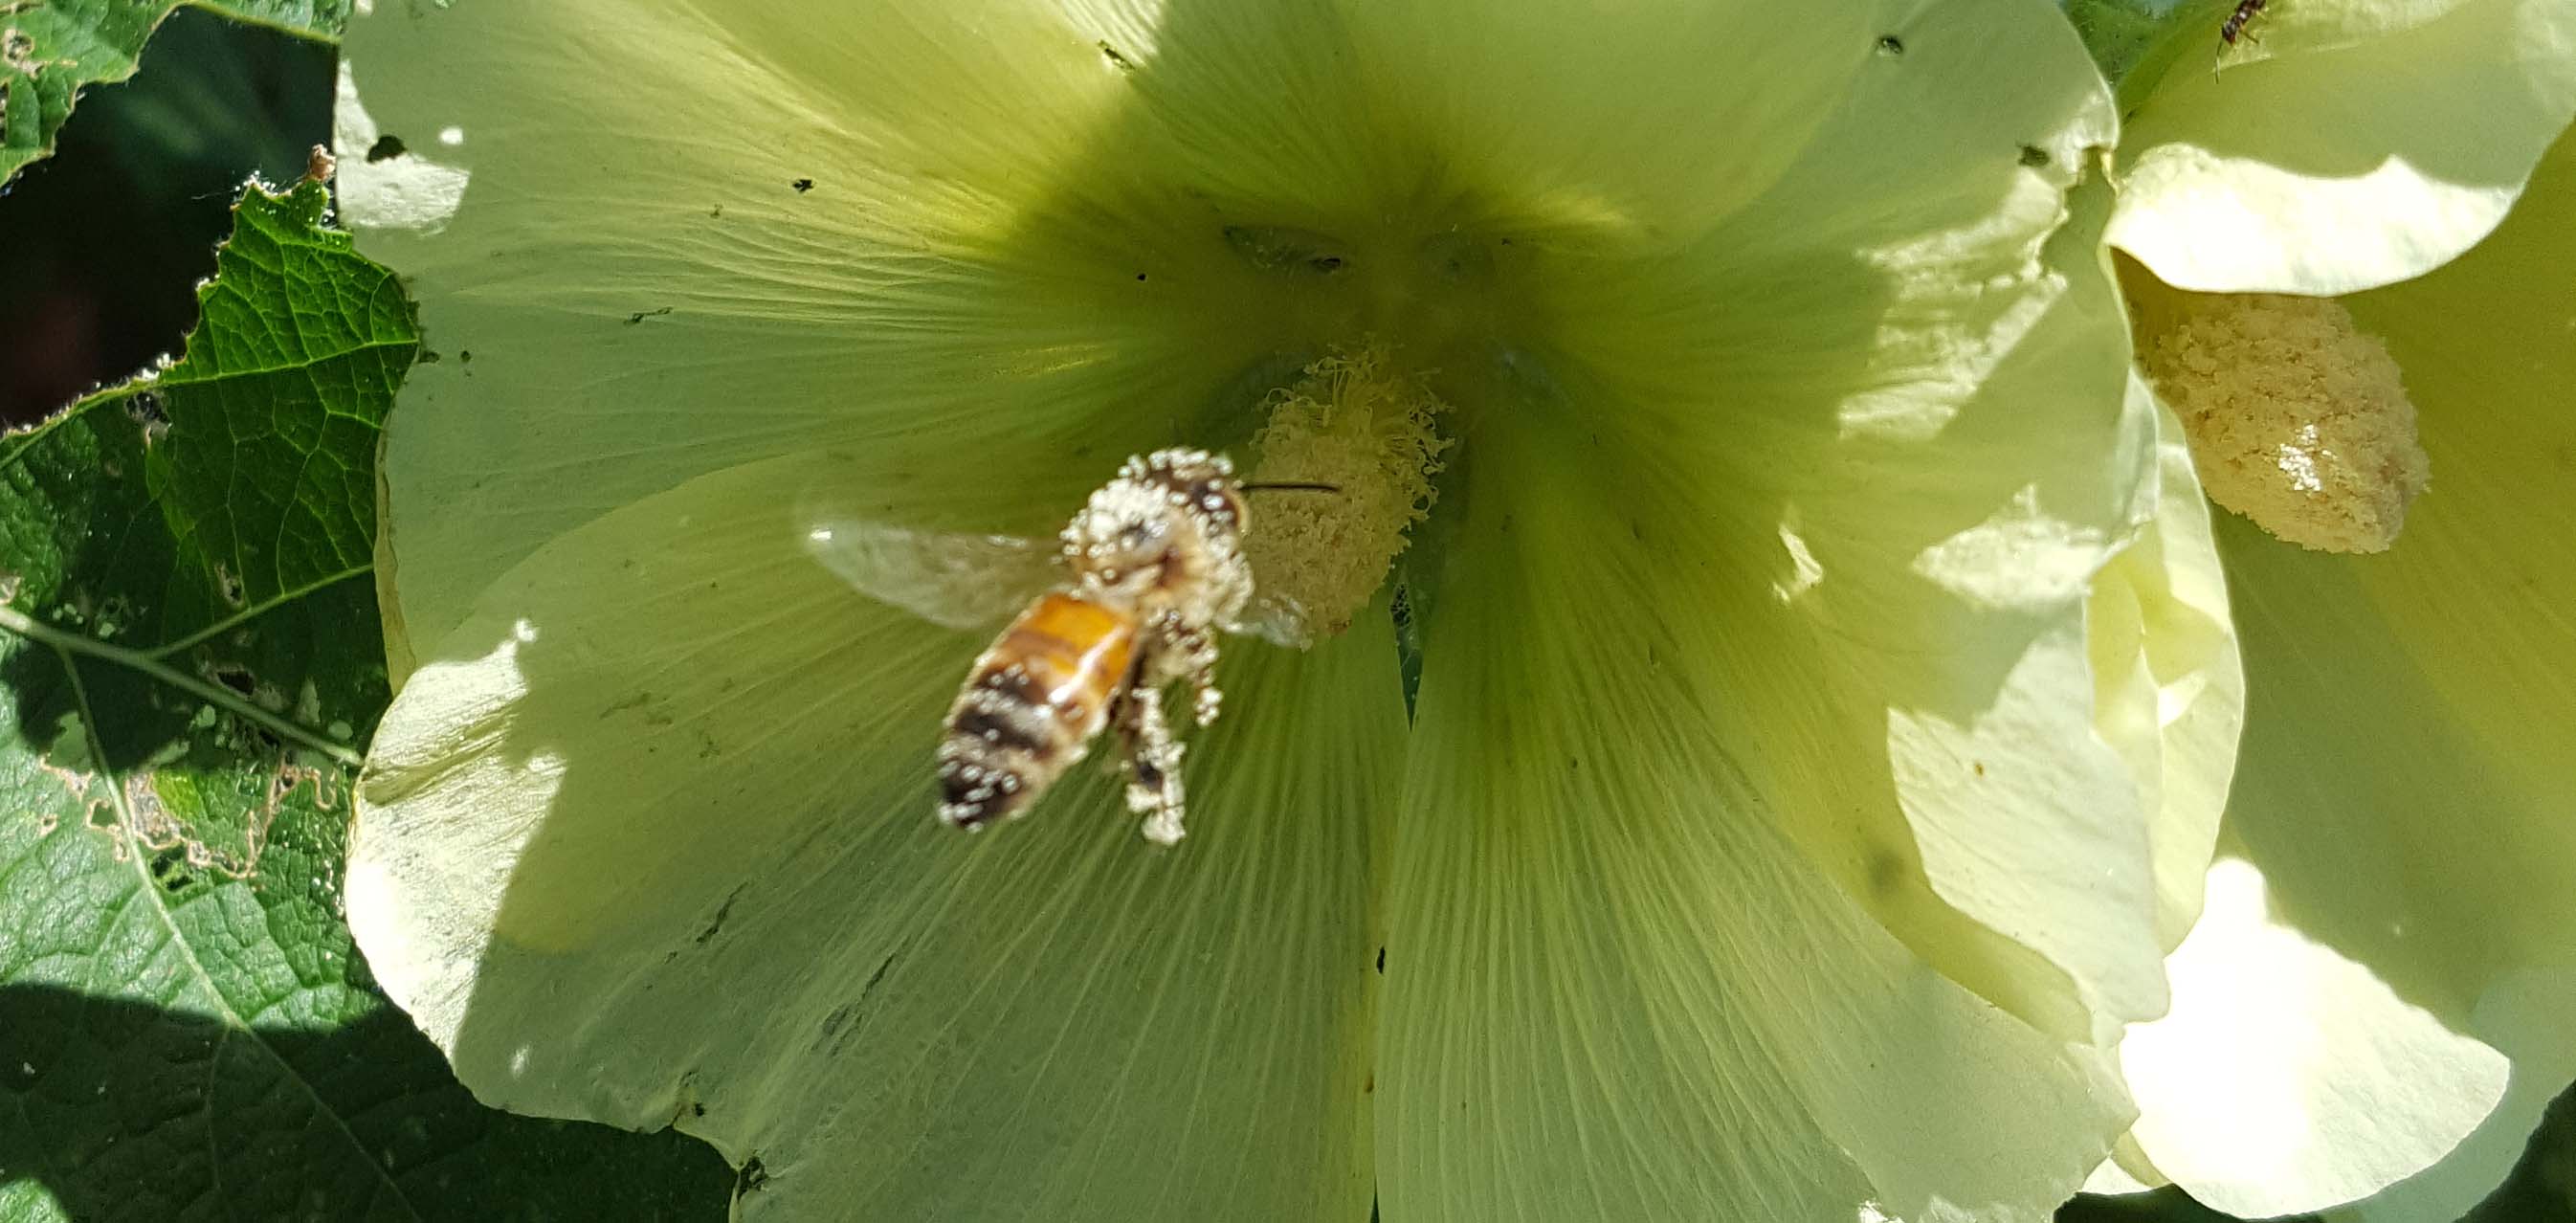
top-left (0, 176), bottom-right (730, 1219)
top-left (0, 2), bottom-right (349, 185)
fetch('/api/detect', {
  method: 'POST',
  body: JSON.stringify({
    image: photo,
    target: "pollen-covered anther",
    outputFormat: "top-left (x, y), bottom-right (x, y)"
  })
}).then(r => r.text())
top-left (1243, 344), bottom-right (1453, 636)
top-left (2136, 291), bottom-right (2430, 554)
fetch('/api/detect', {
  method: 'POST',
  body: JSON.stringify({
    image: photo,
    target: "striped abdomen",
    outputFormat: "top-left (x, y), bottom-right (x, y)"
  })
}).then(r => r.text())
top-left (936, 591), bottom-right (1137, 829)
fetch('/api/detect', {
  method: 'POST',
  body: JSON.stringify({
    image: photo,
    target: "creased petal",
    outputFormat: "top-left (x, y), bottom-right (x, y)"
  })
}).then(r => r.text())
top-left (2107, 0), bottom-right (2576, 295)
top-left (350, 449), bottom-right (1398, 1221)
top-left (2086, 389), bottom-right (2245, 951)
top-left (1449, 0), bottom-right (2177, 1046)
top-left (2161, 122), bottom-right (2576, 1219)
top-left (1378, 421), bottom-right (2131, 1223)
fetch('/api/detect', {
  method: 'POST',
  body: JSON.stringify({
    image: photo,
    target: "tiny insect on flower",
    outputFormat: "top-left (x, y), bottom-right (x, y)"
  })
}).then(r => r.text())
top-left (2212, 0), bottom-right (2268, 77)
top-left (2219, 0), bottom-right (2266, 48)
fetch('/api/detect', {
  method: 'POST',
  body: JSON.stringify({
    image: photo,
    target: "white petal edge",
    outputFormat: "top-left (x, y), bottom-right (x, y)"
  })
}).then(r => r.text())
top-left (2085, 389), bottom-right (2246, 953)
top-left (2108, 0), bottom-right (2576, 295)
top-left (2335, 966), bottom-right (2576, 1222)
top-left (2116, 856), bottom-right (2509, 1218)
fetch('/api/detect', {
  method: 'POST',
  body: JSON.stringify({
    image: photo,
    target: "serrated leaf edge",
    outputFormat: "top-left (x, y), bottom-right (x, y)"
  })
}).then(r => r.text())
top-left (0, 1), bottom-right (348, 188)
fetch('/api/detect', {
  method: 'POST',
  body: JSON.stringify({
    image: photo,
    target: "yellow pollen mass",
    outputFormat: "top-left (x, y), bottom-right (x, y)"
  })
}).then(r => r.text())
top-left (2134, 289), bottom-right (2431, 555)
top-left (1244, 345), bottom-right (1453, 637)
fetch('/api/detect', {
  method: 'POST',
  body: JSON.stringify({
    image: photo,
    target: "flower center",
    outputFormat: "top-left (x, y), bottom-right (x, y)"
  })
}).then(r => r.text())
top-left (1241, 343), bottom-right (1453, 638)
top-left (2131, 286), bottom-right (2431, 554)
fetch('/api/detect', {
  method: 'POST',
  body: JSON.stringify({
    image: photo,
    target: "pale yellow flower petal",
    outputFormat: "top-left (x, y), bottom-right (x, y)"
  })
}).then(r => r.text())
top-left (1376, 419), bottom-right (2133, 1222)
top-left (2107, 0), bottom-right (2576, 295)
top-left (2116, 856), bottom-right (2508, 1218)
top-left (2159, 121), bottom-right (2576, 1219)
top-left (340, 0), bottom-right (1872, 652)
top-left (351, 449), bottom-right (1398, 1221)
top-left (2087, 389), bottom-right (2245, 952)
top-left (1432, 0), bottom-right (2192, 1051)
top-left (2337, 967), bottom-right (2576, 1222)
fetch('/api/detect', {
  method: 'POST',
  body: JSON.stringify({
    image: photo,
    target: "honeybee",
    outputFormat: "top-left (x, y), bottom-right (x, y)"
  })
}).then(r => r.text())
top-left (804, 449), bottom-right (1321, 846)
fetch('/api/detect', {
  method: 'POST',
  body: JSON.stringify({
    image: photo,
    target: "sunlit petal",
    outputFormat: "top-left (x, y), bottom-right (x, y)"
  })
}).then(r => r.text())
top-left (352, 449), bottom-right (1398, 1220)
top-left (2116, 856), bottom-right (2507, 1218)
top-left (2086, 389), bottom-right (2244, 952)
top-left (2106, 0), bottom-right (2576, 295)
top-left (1377, 422), bottom-right (2132, 1222)
top-left (2153, 121), bottom-right (2576, 1219)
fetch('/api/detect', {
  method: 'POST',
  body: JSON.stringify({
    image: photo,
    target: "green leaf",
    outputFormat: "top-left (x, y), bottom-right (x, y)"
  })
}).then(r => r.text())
top-left (0, 0), bottom-right (344, 185)
top-left (0, 177), bottom-right (732, 1220)
top-left (2062, 0), bottom-right (2191, 93)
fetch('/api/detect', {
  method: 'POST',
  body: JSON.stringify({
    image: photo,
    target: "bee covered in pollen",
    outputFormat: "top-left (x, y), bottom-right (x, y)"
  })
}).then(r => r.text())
top-left (803, 449), bottom-right (1319, 846)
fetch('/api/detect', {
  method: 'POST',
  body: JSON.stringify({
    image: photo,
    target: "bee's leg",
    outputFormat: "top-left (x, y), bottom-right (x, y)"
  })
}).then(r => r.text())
top-left (1114, 682), bottom-right (1188, 844)
top-left (1162, 623), bottom-right (1225, 727)
top-left (1102, 670), bottom-right (1146, 782)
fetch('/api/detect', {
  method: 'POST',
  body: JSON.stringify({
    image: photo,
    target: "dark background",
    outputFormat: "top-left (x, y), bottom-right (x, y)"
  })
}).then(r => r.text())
top-left (0, 9), bottom-right (330, 425)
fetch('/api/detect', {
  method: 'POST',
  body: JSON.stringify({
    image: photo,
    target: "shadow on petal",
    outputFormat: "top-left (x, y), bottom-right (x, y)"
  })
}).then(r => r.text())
top-left (354, 449), bottom-right (1401, 1220)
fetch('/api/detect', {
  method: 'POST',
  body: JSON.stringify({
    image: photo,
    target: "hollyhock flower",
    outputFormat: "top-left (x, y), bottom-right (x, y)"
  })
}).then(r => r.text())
top-left (2088, 122), bottom-right (2576, 1222)
top-left (335, 1), bottom-right (2237, 1218)
top-left (2068, 1), bottom-right (2576, 1211)
top-left (2079, 0), bottom-right (2576, 297)
top-left (2069, 0), bottom-right (2576, 556)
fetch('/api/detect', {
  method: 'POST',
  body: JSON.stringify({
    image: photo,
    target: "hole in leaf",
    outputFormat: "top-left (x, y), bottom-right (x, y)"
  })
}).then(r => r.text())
top-left (210, 662), bottom-right (255, 697)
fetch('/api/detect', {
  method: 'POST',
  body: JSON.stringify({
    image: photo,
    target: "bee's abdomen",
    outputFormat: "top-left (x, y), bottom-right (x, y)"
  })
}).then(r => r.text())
top-left (936, 593), bottom-right (1136, 829)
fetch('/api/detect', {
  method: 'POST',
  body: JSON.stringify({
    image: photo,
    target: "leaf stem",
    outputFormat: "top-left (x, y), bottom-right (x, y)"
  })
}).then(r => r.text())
top-left (0, 604), bottom-right (365, 767)
top-left (64, 644), bottom-right (429, 1223)
top-left (144, 565), bottom-right (372, 660)
top-left (56, 641), bottom-right (131, 829)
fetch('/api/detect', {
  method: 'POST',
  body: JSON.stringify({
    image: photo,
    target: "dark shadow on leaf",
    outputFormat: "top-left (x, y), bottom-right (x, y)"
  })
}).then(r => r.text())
top-left (0, 182), bottom-right (401, 804)
top-left (0, 984), bottom-right (728, 1222)
top-left (2051, 1074), bottom-right (2576, 1223)
top-left (2055, 1186), bottom-right (2319, 1223)
top-left (0, 10), bottom-right (335, 427)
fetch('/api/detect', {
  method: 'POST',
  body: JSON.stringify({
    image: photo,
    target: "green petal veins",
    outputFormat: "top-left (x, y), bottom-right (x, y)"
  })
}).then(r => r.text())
top-left (340, 1), bottom-right (2245, 1218)
top-left (2169, 124), bottom-right (2576, 1222)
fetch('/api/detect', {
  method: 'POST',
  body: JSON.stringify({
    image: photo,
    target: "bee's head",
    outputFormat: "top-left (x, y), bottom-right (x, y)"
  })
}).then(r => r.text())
top-left (1061, 449), bottom-right (1248, 607)
top-left (1140, 449), bottom-right (1248, 543)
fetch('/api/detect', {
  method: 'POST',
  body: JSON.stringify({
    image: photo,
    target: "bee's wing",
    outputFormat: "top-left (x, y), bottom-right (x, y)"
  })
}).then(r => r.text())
top-left (802, 519), bottom-right (1060, 631)
top-left (1226, 589), bottom-right (1318, 650)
